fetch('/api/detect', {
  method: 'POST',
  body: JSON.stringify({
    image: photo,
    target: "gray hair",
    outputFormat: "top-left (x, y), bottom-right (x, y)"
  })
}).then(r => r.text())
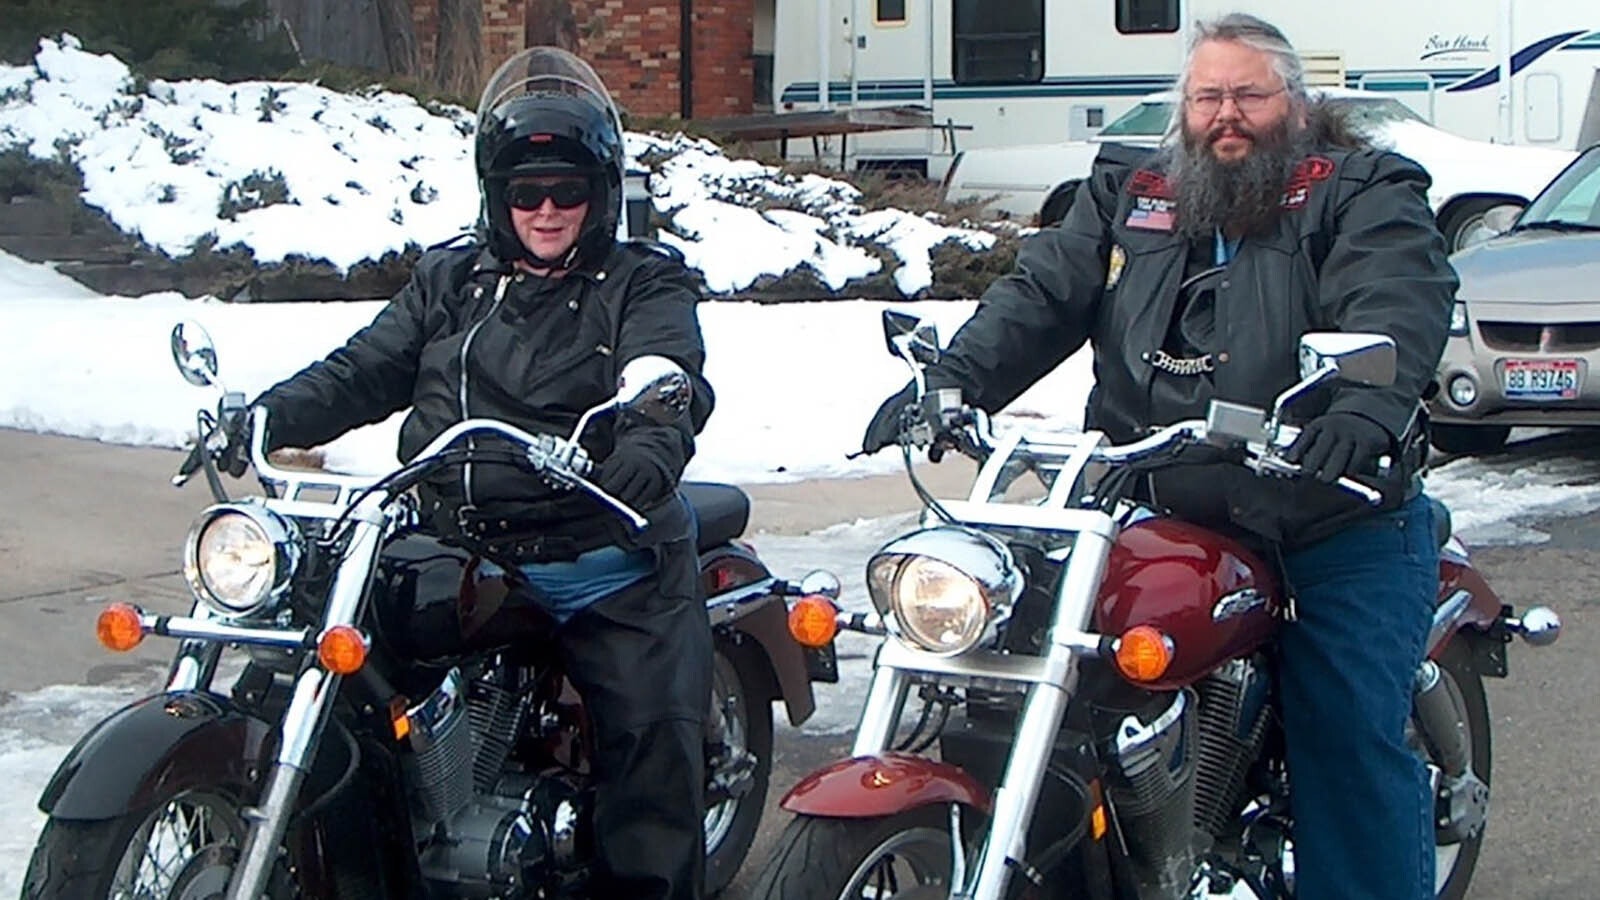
top-left (1164, 13), bottom-right (1309, 142)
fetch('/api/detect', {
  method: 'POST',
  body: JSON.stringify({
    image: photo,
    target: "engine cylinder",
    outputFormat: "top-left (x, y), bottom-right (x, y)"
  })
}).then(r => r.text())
top-left (1098, 689), bottom-right (1198, 898)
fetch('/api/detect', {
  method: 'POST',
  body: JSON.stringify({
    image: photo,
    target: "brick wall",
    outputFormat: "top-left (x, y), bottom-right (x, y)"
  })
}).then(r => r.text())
top-left (409, 0), bottom-right (754, 120)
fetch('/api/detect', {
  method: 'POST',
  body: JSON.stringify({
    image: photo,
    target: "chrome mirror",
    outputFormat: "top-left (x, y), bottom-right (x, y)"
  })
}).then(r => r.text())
top-left (170, 321), bottom-right (219, 387)
top-left (615, 354), bottom-right (692, 425)
top-left (1482, 204), bottom-right (1522, 235)
top-left (1297, 332), bottom-right (1397, 387)
top-left (882, 310), bottom-right (942, 366)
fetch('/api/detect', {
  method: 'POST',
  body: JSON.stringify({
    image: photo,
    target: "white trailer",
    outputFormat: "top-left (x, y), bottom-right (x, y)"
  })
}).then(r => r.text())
top-left (767, 0), bottom-right (1600, 180)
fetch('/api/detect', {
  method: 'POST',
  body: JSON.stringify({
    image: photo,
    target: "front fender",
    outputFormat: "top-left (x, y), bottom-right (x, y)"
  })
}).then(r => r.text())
top-left (40, 690), bottom-right (273, 820)
top-left (780, 752), bottom-right (991, 818)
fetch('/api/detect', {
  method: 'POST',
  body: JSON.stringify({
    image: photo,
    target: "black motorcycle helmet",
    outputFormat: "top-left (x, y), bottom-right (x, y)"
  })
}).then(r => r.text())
top-left (474, 48), bottom-right (625, 269)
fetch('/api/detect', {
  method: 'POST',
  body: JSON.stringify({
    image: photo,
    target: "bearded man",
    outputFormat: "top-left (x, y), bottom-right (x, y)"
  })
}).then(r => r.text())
top-left (860, 12), bottom-right (1454, 900)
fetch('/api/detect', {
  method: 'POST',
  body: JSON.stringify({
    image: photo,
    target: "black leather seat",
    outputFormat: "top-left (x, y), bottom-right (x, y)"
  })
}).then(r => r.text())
top-left (682, 482), bottom-right (751, 552)
top-left (1430, 496), bottom-right (1452, 549)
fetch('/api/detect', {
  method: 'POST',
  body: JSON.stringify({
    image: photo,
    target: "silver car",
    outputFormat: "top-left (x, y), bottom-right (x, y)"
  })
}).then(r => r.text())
top-left (1430, 144), bottom-right (1600, 455)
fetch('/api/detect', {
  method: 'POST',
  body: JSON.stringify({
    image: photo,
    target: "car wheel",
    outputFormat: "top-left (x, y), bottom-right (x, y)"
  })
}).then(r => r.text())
top-left (1439, 198), bottom-right (1522, 254)
top-left (1430, 423), bottom-right (1510, 456)
top-left (1037, 179), bottom-right (1081, 227)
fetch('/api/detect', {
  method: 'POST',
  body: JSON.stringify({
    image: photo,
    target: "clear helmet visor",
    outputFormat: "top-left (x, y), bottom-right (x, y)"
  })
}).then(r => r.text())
top-left (477, 47), bottom-right (623, 171)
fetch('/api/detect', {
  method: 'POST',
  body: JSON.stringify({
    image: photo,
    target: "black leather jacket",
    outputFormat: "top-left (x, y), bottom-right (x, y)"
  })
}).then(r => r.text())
top-left (255, 240), bottom-right (714, 557)
top-left (934, 142), bottom-right (1454, 548)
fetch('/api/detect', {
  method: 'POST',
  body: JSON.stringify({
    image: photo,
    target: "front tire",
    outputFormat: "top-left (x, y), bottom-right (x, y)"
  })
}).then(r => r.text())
top-left (704, 642), bottom-right (776, 896)
top-left (22, 787), bottom-right (295, 899)
top-left (750, 806), bottom-right (958, 900)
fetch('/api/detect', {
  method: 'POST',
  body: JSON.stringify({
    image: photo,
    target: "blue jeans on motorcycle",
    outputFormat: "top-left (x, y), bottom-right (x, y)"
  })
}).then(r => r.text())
top-left (1277, 492), bottom-right (1437, 900)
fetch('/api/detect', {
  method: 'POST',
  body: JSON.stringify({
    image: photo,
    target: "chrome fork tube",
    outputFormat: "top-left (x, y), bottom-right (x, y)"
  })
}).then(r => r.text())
top-left (962, 529), bottom-right (1112, 900)
top-left (226, 514), bottom-right (386, 899)
top-left (851, 655), bottom-right (912, 755)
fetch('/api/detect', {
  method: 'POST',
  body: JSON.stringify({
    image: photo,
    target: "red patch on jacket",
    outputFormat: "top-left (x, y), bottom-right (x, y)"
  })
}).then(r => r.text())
top-left (1280, 155), bottom-right (1336, 210)
top-left (1129, 169), bottom-right (1174, 199)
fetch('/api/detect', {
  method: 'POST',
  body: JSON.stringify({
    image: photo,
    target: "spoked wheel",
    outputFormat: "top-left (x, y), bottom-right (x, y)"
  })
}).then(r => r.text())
top-left (750, 806), bottom-right (960, 900)
top-left (23, 788), bottom-right (294, 899)
top-left (704, 642), bottom-right (775, 896)
top-left (1414, 639), bottom-right (1492, 900)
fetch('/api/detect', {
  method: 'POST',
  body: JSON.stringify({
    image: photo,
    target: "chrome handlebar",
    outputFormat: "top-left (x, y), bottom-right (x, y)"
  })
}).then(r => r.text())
top-left (180, 406), bottom-right (649, 529)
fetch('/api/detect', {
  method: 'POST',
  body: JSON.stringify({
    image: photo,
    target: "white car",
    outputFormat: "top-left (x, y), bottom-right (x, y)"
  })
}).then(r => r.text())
top-left (941, 87), bottom-right (1575, 252)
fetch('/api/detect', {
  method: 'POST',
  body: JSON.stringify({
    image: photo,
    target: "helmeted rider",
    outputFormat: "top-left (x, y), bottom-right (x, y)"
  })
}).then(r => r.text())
top-left (248, 46), bottom-right (715, 900)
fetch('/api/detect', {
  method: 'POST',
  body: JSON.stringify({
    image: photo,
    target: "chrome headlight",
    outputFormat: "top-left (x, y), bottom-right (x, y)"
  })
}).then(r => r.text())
top-left (183, 504), bottom-right (301, 617)
top-left (867, 527), bottom-right (1022, 656)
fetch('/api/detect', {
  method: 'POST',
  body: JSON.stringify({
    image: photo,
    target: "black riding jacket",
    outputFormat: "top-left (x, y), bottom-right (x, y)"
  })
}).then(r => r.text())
top-left (255, 240), bottom-right (714, 556)
top-left (934, 142), bottom-right (1455, 548)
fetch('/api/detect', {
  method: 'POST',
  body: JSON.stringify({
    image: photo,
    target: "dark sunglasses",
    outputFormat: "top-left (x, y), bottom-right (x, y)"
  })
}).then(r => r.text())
top-left (505, 178), bottom-right (593, 211)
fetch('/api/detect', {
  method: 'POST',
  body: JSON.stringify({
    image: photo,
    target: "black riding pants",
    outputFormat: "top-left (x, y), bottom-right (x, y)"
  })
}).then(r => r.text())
top-left (557, 536), bottom-right (712, 900)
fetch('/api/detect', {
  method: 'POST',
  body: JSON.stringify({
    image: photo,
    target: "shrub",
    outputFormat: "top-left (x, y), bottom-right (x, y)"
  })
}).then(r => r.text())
top-left (217, 169), bottom-right (291, 220)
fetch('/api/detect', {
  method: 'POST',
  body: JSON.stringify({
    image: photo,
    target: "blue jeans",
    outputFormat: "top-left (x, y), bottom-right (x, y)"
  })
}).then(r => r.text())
top-left (1278, 493), bottom-right (1438, 900)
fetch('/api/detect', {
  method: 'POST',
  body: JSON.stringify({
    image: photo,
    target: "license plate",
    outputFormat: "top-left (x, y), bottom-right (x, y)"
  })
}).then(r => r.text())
top-left (1501, 359), bottom-right (1581, 400)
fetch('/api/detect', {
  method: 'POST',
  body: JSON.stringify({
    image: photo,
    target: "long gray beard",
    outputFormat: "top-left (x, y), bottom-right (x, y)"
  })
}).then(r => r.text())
top-left (1166, 122), bottom-right (1310, 241)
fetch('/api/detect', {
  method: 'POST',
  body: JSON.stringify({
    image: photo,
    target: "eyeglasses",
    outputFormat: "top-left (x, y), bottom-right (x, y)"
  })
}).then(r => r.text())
top-left (1184, 87), bottom-right (1285, 115)
top-left (505, 178), bottom-right (593, 211)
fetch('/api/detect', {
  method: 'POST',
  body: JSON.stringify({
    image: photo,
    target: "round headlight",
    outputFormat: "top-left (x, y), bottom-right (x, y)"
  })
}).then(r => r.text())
top-left (867, 526), bottom-right (1021, 657)
top-left (891, 556), bottom-right (990, 654)
top-left (184, 505), bottom-right (300, 616)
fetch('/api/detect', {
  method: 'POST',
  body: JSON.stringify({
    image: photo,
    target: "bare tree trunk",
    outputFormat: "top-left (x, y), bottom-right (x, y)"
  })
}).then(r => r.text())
top-left (524, 0), bottom-right (580, 51)
top-left (436, 0), bottom-right (484, 98)
top-left (375, 0), bottom-right (420, 77)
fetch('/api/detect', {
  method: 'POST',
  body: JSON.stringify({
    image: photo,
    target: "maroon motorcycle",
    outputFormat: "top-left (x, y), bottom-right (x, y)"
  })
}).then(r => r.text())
top-left (757, 312), bottom-right (1560, 900)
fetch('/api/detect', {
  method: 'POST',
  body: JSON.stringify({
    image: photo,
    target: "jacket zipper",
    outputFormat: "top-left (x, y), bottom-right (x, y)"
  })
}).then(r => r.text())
top-left (459, 274), bottom-right (511, 508)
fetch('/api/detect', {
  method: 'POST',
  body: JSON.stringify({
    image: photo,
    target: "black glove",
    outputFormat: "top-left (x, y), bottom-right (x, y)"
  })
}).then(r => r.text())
top-left (1284, 411), bottom-right (1391, 484)
top-left (595, 426), bottom-right (688, 509)
top-left (861, 372), bottom-right (965, 457)
top-left (861, 382), bottom-right (920, 456)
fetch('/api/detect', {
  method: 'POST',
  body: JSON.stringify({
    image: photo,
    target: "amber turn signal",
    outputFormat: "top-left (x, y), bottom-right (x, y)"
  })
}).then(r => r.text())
top-left (317, 625), bottom-right (369, 675)
top-left (788, 595), bottom-right (840, 648)
top-left (96, 603), bottom-right (146, 652)
top-left (1114, 625), bottom-right (1174, 682)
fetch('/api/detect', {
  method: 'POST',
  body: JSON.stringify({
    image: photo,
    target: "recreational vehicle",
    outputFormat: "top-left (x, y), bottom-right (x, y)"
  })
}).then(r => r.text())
top-left (767, 0), bottom-right (1600, 179)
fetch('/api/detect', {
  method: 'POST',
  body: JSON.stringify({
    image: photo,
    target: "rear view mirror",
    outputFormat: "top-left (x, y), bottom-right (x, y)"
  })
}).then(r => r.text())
top-left (1297, 333), bottom-right (1397, 387)
top-left (170, 321), bottom-right (219, 387)
top-left (615, 355), bottom-right (692, 425)
top-left (882, 310), bottom-right (942, 365)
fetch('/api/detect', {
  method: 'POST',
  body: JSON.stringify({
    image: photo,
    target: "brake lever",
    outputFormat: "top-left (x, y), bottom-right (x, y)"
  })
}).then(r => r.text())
top-left (523, 435), bottom-right (648, 530)
top-left (1246, 442), bottom-right (1384, 506)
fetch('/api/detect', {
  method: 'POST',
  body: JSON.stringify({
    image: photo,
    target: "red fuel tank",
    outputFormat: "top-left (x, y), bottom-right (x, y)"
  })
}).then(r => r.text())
top-left (1094, 516), bottom-right (1281, 690)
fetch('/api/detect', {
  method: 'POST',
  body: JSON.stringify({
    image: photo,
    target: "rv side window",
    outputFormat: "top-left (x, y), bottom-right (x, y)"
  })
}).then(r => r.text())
top-left (877, 0), bottom-right (906, 24)
top-left (1116, 0), bottom-right (1179, 34)
top-left (953, 0), bottom-right (1044, 85)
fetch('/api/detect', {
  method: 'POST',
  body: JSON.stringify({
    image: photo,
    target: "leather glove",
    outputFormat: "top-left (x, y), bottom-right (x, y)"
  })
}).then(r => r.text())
top-left (861, 381), bottom-right (920, 456)
top-left (860, 371), bottom-right (965, 457)
top-left (1284, 411), bottom-right (1391, 484)
top-left (595, 426), bottom-right (688, 509)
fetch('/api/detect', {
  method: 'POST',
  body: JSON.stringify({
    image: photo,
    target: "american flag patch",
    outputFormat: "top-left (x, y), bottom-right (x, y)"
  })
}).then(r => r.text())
top-left (1126, 196), bottom-right (1176, 232)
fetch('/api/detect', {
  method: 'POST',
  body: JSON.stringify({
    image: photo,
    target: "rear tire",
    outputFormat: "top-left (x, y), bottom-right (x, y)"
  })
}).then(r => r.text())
top-left (704, 642), bottom-right (775, 896)
top-left (1430, 639), bottom-right (1492, 900)
top-left (1037, 179), bottom-right (1082, 227)
top-left (750, 806), bottom-right (958, 900)
top-left (1430, 423), bottom-right (1510, 456)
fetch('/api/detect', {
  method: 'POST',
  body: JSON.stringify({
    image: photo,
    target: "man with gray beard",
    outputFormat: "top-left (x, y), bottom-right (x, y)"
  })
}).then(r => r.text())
top-left (862, 12), bottom-right (1454, 900)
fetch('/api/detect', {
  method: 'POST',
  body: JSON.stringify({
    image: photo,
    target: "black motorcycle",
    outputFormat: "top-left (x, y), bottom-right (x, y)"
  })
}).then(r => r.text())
top-left (23, 321), bottom-right (841, 899)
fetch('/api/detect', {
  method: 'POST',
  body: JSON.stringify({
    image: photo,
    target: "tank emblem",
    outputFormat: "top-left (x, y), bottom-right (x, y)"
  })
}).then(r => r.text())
top-left (1212, 587), bottom-right (1267, 622)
